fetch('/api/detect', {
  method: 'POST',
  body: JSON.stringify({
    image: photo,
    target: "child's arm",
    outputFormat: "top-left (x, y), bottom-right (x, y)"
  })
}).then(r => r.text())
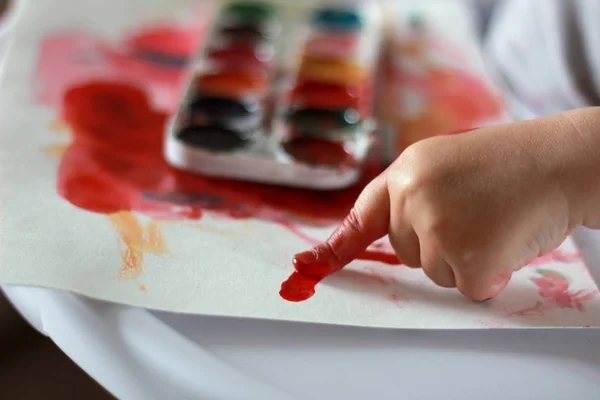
top-left (295, 107), bottom-right (600, 300)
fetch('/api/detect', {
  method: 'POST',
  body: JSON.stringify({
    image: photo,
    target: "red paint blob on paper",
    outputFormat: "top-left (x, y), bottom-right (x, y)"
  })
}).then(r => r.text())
top-left (58, 81), bottom-right (374, 223)
top-left (280, 258), bottom-right (333, 302)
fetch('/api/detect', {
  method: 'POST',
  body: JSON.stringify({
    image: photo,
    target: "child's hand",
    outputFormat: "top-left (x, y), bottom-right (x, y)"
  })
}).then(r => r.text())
top-left (371, 127), bottom-right (570, 300)
top-left (295, 108), bottom-right (600, 300)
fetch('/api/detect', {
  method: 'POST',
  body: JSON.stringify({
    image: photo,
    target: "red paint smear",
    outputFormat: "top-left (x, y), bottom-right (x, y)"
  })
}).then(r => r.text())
top-left (279, 249), bottom-right (401, 302)
top-left (280, 259), bottom-right (333, 302)
top-left (357, 250), bottom-right (401, 265)
top-left (507, 270), bottom-right (598, 317)
top-left (280, 272), bottom-right (325, 302)
top-left (58, 81), bottom-right (375, 223)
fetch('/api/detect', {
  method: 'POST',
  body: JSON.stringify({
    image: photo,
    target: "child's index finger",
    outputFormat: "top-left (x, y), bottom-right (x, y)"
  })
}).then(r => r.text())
top-left (293, 173), bottom-right (392, 276)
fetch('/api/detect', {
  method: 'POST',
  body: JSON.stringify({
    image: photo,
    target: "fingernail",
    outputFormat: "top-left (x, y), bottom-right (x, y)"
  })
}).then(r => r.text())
top-left (293, 250), bottom-right (317, 270)
top-left (293, 249), bottom-right (336, 279)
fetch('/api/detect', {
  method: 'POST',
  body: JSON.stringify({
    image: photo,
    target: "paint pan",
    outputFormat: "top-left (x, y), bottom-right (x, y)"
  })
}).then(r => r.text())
top-left (165, 0), bottom-right (382, 190)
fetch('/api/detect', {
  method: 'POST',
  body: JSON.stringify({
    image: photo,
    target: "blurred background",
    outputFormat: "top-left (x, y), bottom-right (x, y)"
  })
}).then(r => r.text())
top-left (0, 293), bottom-right (113, 399)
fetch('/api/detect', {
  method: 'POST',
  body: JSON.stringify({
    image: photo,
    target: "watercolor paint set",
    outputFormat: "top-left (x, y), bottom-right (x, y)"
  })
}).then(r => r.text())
top-left (165, 0), bottom-right (383, 190)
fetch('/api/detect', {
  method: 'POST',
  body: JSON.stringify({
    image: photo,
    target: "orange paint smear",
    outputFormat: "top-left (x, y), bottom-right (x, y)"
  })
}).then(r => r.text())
top-left (43, 143), bottom-right (69, 158)
top-left (108, 212), bottom-right (169, 279)
top-left (49, 119), bottom-right (71, 135)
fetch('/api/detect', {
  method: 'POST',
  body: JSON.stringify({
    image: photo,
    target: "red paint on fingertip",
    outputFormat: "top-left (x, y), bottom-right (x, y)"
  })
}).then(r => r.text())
top-left (292, 251), bottom-right (338, 279)
top-left (280, 246), bottom-right (402, 302)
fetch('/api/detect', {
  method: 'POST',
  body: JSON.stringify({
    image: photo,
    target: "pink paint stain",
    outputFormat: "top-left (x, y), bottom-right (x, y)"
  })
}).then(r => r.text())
top-left (534, 270), bottom-right (597, 310)
top-left (35, 32), bottom-right (114, 108)
top-left (508, 269), bottom-right (598, 317)
top-left (35, 24), bottom-right (205, 112)
top-left (388, 292), bottom-right (411, 304)
top-left (527, 249), bottom-right (582, 267)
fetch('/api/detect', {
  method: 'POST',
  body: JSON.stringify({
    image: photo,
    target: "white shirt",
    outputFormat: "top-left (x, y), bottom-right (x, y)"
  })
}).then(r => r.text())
top-left (483, 0), bottom-right (600, 118)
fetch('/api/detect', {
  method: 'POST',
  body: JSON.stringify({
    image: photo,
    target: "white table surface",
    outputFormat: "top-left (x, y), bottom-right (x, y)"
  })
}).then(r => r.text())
top-left (4, 227), bottom-right (600, 400)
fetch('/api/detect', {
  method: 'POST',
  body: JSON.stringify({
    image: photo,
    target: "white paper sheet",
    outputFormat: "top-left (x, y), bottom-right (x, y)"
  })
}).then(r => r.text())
top-left (2, 0), bottom-right (599, 329)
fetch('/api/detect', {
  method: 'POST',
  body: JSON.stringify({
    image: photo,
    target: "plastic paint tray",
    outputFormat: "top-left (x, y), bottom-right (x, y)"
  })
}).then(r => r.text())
top-left (165, 0), bottom-right (382, 190)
